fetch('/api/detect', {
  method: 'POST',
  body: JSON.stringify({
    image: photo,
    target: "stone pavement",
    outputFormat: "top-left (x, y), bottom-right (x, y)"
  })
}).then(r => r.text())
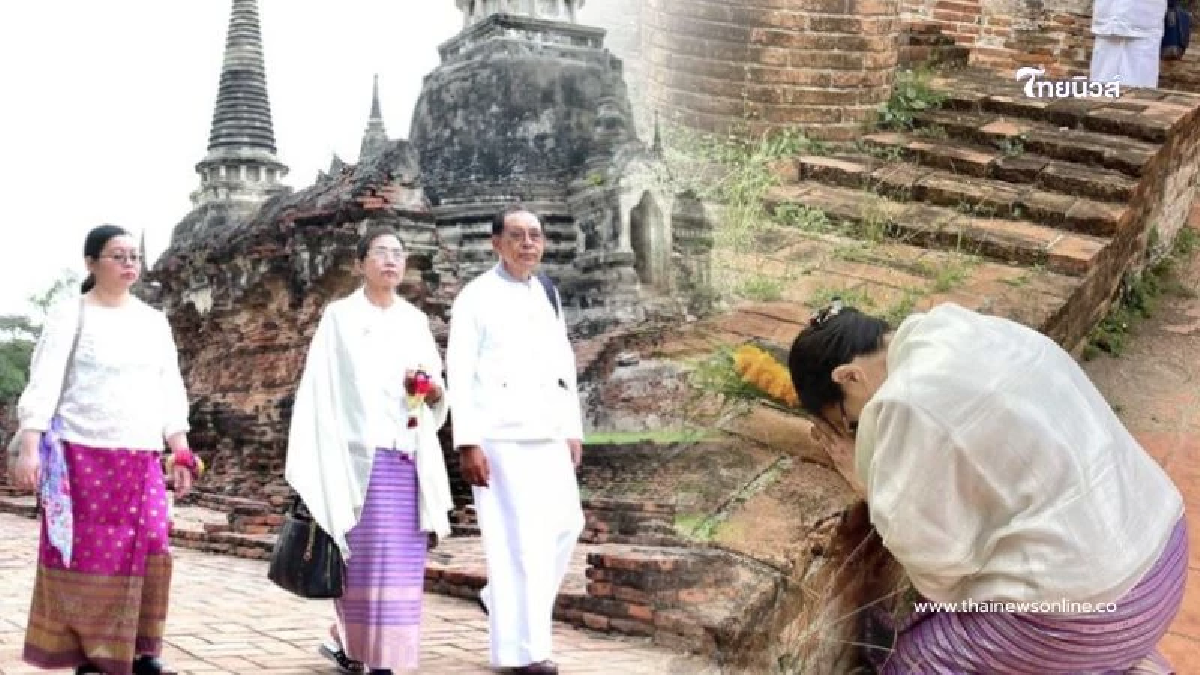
top-left (1083, 218), bottom-right (1200, 665)
top-left (0, 515), bottom-right (709, 675)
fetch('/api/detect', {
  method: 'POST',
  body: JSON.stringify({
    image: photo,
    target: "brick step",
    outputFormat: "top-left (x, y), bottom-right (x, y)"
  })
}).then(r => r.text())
top-left (858, 130), bottom-right (1146, 192)
top-left (0, 495), bottom-right (37, 519)
top-left (899, 44), bottom-right (970, 69)
top-left (901, 30), bottom-right (956, 47)
top-left (169, 526), bottom-right (276, 560)
top-left (763, 182), bottom-right (1109, 277)
top-left (902, 20), bottom-right (946, 37)
top-left (710, 236), bottom-right (1083, 348)
top-left (929, 69), bottom-right (1197, 144)
top-left (796, 154), bottom-right (1126, 237)
top-left (188, 491), bottom-right (273, 515)
top-left (909, 109), bottom-right (1156, 178)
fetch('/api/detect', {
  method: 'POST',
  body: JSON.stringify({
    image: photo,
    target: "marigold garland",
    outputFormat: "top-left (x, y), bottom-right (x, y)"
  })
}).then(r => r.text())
top-left (733, 343), bottom-right (799, 408)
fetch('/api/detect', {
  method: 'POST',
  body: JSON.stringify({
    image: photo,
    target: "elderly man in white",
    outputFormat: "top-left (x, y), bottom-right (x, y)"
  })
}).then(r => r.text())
top-left (1091, 0), bottom-right (1167, 88)
top-left (446, 203), bottom-right (585, 675)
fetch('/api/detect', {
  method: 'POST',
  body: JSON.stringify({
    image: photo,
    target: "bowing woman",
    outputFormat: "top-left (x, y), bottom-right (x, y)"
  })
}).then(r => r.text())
top-left (12, 224), bottom-right (198, 675)
top-left (285, 227), bottom-right (454, 675)
top-left (787, 299), bottom-right (1186, 673)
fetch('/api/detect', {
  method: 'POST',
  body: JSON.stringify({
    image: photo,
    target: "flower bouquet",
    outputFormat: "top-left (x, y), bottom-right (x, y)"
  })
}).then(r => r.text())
top-left (406, 368), bottom-right (433, 428)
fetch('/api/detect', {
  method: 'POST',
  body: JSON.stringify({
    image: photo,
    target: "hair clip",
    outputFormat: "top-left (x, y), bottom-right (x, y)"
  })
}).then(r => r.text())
top-left (809, 297), bottom-right (844, 328)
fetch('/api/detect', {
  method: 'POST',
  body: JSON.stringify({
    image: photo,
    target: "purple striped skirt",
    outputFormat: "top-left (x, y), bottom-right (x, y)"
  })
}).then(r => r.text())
top-left (334, 450), bottom-right (427, 671)
top-left (875, 516), bottom-right (1187, 674)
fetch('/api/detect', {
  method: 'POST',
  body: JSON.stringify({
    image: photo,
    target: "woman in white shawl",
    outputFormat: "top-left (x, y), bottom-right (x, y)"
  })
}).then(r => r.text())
top-left (787, 299), bottom-right (1185, 673)
top-left (285, 227), bottom-right (453, 675)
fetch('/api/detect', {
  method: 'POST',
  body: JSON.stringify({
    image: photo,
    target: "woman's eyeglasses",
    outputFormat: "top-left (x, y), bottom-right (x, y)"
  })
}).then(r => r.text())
top-left (101, 253), bottom-right (141, 265)
top-left (369, 247), bottom-right (405, 261)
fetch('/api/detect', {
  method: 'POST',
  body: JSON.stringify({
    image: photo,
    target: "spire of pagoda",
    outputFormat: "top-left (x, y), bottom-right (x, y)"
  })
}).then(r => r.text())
top-left (359, 74), bottom-right (390, 161)
top-left (191, 0), bottom-right (289, 207)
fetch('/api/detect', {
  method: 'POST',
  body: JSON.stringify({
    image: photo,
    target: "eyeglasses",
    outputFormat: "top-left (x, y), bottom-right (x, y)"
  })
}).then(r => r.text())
top-left (101, 253), bottom-right (141, 265)
top-left (369, 247), bottom-right (405, 261)
top-left (809, 297), bottom-right (844, 328)
top-left (503, 228), bottom-right (544, 243)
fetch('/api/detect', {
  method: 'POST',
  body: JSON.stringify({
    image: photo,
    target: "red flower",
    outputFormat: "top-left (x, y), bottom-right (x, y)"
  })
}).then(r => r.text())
top-left (408, 371), bottom-right (433, 396)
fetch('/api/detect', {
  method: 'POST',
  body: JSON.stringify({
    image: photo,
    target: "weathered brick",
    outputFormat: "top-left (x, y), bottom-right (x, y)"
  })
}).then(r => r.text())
top-left (642, 0), bottom-right (899, 141)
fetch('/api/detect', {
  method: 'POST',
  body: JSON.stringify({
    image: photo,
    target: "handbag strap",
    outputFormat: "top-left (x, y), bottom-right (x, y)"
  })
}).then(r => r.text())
top-left (52, 297), bottom-right (86, 414)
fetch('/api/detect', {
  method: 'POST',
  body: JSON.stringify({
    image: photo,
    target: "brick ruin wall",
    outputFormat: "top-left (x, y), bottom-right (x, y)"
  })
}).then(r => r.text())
top-left (903, 0), bottom-right (1200, 88)
top-left (638, 0), bottom-right (902, 142)
top-left (576, 0), bottom-right (1200, 146)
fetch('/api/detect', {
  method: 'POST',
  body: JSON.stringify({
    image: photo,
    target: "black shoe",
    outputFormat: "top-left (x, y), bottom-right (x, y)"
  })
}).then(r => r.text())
top-left (319, 642), bottom-right (365, 674)
top-left (132, 655), bottom-right (175, 675)
top-left (75, 665), bottom-right (103, 675)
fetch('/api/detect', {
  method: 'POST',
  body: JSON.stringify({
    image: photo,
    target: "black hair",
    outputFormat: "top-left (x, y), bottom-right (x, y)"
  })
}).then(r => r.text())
top-left (356, 226), bottom-right (403, 261)
top-left (491, 202), bottom-right (539, 236)
top-left (81, 224), bottom-right (132, 293)
top-left (787, 300), bottom-right (890, 418)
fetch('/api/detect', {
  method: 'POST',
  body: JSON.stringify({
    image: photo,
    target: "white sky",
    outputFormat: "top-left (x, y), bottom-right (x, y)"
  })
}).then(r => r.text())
top-left (0, 0), bottom-right (465, 317)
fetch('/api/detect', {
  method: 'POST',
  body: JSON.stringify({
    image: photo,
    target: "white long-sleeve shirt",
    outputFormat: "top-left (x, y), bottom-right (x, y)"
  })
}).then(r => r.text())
top-left (855, 303), bottom-right (1183, 607)
top-left (17, 295), bottom-right (191, 450)
top-left (445, 263), bottom-right (584, 448)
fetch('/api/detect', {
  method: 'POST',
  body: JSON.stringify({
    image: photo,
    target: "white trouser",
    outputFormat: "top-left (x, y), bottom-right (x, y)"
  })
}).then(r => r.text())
top-left (473, 439), bottom-right (585, 667)
top-left (1091, 34), bottom-right (1163, 89)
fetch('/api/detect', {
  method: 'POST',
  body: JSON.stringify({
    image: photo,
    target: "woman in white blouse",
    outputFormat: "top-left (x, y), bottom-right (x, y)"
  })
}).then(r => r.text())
top-left (11, 224), bottom-right (198, 675)
top-left (787, 299), bottom-right (1186, 674)
top-left (286, 227), bottom-right (453, 675)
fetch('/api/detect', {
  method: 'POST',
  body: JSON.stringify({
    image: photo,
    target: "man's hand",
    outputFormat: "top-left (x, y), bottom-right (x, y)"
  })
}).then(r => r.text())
top-left (173, 465), bottom-right (194, 498)
top-left (810, 418), bottom-right (866, 497)
top-left (567, 439), bottom-right (583, 469)
top-left (459, 445), bottom-right (490, 487)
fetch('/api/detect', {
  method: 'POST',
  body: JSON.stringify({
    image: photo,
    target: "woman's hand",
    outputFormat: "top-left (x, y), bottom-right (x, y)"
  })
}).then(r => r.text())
top-left (12, 431), bottom-right (41, 491)
top-left (173, 464), bottom-right (194, 498)
top-left (810, 418), bottom-right (867, 497)
top-left (405, 369), bottom-right (442, 405)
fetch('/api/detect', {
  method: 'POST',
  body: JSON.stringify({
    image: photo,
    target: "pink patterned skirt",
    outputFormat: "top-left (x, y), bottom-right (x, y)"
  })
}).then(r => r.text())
top-left (23, 442), bottom-right (173, 675)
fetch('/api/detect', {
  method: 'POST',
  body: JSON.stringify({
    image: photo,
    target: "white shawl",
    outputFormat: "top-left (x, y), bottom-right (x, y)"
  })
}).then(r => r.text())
top-left (284, 288), bottom-right (453, 559)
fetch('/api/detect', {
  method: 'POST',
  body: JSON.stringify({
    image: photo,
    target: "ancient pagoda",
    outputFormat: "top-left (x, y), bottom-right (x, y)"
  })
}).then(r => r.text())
top-left (164, 0), bottom-right (291, 257)
top-left (456, 0), bottom-right (583, 25)
top-left (358, 74), bottom-right (390, 162)
top-left (190, 0), bottom-right (289, 209)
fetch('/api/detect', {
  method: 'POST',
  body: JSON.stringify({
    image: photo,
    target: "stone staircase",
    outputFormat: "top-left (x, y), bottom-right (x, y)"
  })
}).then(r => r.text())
top-left (730, 69), bottom-right (1200, 354)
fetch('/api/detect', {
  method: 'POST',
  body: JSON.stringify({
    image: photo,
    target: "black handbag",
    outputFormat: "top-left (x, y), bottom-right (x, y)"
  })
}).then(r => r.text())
top-left (267, 496), bottom-right (345, 599)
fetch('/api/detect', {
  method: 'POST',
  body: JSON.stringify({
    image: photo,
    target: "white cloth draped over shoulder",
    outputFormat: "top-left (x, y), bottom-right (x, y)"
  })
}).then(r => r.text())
top-left (854, 303), bottom-right (1183, 607)
top-left (285, 288), bottom-right (453, 560)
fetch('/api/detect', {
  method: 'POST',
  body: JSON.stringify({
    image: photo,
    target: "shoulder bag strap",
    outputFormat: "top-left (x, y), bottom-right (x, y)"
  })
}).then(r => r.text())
top-left (52, 297), bottom-right (86, 413)
top-left (536, 271), bottom-right (560, 318)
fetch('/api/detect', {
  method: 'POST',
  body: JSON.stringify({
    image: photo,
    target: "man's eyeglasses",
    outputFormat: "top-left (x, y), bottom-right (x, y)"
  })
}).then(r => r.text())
top-left (102, 253), bottom-right (141, 265)
top-left (369, 247), bottom-right (405, 261)
top-left (503, 229), bottom-right (543, 243)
